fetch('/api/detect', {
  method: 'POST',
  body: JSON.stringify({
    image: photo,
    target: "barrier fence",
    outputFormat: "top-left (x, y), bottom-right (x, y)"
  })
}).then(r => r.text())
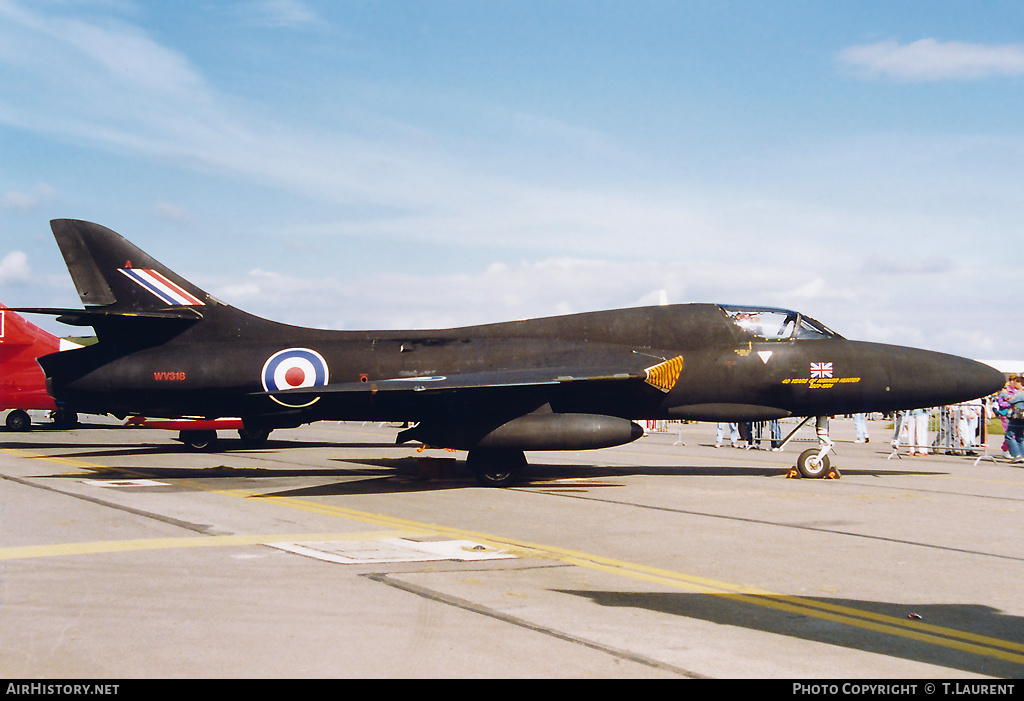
top-left (888, 401), bottom-right (995, 464)
top-left (648, 403), bottom-right (1005, 464)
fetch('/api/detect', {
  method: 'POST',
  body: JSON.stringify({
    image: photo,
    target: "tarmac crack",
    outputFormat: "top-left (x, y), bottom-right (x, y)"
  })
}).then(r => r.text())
top-left (0, 471), bottom-right (220, 535)
top-left (363, 570), bottom-right (708, 678)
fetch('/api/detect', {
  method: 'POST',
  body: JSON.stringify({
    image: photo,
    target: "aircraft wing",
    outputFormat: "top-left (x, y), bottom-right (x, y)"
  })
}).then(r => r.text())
top-left (260, 356), bottom-right (684, 400)
top-left (261, 366), bottom-right (642, 399)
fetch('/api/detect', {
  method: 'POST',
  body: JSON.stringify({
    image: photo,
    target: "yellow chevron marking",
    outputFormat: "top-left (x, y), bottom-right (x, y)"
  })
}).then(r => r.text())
top-left (644, 355), bottom-right (684, 392)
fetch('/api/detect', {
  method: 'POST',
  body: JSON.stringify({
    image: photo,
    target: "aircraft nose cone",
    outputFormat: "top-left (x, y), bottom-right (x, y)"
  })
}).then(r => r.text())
top-left (883, 348), bottom-right (1004, 409)
top-left (955, 358), bottom-right (1006, 402)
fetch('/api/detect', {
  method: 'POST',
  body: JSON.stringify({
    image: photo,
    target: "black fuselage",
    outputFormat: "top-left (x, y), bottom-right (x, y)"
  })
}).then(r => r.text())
top-left (39, 302), bottom-right (1002, 436)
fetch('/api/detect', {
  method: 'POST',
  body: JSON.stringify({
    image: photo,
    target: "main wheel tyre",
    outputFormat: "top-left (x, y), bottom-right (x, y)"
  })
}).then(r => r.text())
top-left (467, 449), bottom-right (527, 488)
top-left (50, 410), bottom-right (79, 429)
top-left (796, 448), bottom-right (830, 478)
top-left (238, 427), bottom-right (271, 446)
top-left (179, 429), bottom-right (219, 451)
top-left (5, 409), bottom-right (31, 431)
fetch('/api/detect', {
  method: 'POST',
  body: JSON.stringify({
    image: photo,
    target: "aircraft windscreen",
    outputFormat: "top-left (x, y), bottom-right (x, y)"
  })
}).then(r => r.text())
top-left (720, 306), bottom-right (839, 340)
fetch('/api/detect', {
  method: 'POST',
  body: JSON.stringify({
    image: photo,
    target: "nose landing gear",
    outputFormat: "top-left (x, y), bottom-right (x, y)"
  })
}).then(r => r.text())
top-left (785, 416), bottom-right (842, 479)
top-left (793, 445), bottom-right (840, 479)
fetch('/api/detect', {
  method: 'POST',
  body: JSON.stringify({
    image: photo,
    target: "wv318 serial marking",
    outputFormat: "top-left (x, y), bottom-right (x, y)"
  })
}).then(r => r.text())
top-left (16, 220), bottom-right (1003, 485)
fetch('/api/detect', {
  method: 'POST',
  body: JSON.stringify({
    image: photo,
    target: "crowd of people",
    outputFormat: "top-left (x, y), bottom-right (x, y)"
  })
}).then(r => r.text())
top-left (714, 420), bottom-right (782, 450)
top-left (709, 374), bottom-right (1024, 463)
top-left (892, 375), bottom-right (1024, 462)
top-left (995, 375), bottom-right (1024, 463)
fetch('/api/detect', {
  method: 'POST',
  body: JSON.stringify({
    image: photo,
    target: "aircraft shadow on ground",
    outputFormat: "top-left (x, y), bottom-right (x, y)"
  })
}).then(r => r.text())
top-left (0, 423), bottom-right (117, 433)
top-left (259, 460), bottom-right (774, 497)
top-left (1, 439), bottom-right (400, 459)
top-left (27, 451), bottom-right (950, 496)
top-left (557, 590), bottom-right (1024, 677)
top-left (48, 464), bottom-right (391, 482)
top-left (248, 459), bottom-right (945, 497)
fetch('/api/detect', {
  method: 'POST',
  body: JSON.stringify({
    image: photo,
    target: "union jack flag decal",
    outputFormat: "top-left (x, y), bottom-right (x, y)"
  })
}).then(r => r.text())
top-left (810, 362), bottom-right (833, 379)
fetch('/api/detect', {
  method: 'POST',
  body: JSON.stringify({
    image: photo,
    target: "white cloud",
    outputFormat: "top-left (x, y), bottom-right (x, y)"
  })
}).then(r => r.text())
top-left (861, 255), bottom-right (955, 275)
top-left (196, 256), bottom-right (1022, 360)
top-left (154, 201), bottom-right (191, 223)
top-left (0, 1), bottom-right (691, 259)
top-left (1, 183), bottom-right (57, 211)
top-left (0, 251), bottom-right (32, 285)
top-left (0, 3), bottom-right (1013, 274)
top-left (839, 39), bottom-right (1024, 81)
top-left (0, 2), bottom-right (248, 172)
top-left (240, 0), bottom-right (320, 28)
top-left (0, 4), bottom-right (1018, 362)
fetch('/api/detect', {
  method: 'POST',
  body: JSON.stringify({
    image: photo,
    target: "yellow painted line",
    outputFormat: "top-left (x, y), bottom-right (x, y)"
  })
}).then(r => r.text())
top-left (241, 491), bottom-right (1024, 664)
top-left (3, 446), bottom-right (150, 475)
top-left (933, 472), bottom-right (1024, 487)
top-left (567, 445), bottom-right (794, 469)
top-left (769, 593), bottom-right (1024, 655)
top-left (0, 531), bottom-right (410, 561)
top-left (5, 446), bottom-right (1024, 666)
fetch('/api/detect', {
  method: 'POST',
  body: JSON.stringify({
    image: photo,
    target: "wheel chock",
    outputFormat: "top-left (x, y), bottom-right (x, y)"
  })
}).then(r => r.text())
top-left (787, 466), bottom-right (841, 479)
top-left (416, 444), bottom-right (457, 453)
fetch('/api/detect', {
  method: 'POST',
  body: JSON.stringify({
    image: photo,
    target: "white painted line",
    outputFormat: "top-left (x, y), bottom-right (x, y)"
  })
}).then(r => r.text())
top-left (267, 538), bottom-right (516, 565)
top-left (82, 479), bottom-right (169, 488)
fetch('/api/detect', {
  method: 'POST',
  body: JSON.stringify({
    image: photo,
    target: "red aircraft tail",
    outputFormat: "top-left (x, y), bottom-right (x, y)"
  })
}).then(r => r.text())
top-left (0, 304), bottom-right (62, 413)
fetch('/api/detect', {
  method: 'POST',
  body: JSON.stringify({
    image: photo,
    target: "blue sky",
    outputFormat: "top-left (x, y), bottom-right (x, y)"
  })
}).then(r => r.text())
top-left (1, 0), bottom-right (1022, 361)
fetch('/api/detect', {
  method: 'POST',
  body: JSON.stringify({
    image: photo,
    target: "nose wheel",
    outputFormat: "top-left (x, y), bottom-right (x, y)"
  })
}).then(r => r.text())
top-left (794, 447), bottom-right (839, 479)
top-left (789, 416), bottom-right (841, 479)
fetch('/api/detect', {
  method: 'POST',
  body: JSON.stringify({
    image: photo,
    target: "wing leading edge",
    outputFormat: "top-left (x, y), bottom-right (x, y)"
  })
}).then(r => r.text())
top-left (257, 356), bottom-right (684, 400)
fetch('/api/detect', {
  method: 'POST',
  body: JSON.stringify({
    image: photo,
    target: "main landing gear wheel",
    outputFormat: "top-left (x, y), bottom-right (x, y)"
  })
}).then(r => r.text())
top-left (178, 429), bottom-right (219, 451)
top-left (467, 449), bottom-right (527, 488)
top-left (50, 410), bottom-right (79, 429)
top-left (795, 448), bottom-right (835, 479)
top-left (238, 427), bottom-right (271, 446)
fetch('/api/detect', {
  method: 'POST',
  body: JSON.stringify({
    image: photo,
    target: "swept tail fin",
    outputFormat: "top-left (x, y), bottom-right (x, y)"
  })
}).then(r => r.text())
top-left (13, 219), bottom-right (215, 338)
top-left (50, 219), bottom-right (210, 316)
top-left (12, 220), bottom-right (268, 346)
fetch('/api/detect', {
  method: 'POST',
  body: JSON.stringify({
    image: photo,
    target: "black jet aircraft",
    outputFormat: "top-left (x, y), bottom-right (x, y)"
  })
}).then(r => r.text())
top-left (16, 220), bottom-right (1003, 485)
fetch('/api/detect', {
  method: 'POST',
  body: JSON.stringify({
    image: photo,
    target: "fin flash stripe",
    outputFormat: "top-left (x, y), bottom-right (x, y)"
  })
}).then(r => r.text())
top-left (644, 356), bottom-right (684, 392)
top-left (119, 269), bottom-right (204, 307)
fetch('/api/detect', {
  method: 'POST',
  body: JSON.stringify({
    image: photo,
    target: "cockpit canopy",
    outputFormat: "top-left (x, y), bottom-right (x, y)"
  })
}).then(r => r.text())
top-left (720, 305), bottom-right (841, 341)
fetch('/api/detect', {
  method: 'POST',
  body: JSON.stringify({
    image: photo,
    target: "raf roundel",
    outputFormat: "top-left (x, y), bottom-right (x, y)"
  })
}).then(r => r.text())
top-left (261, 348), bottom-right (329, 407)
